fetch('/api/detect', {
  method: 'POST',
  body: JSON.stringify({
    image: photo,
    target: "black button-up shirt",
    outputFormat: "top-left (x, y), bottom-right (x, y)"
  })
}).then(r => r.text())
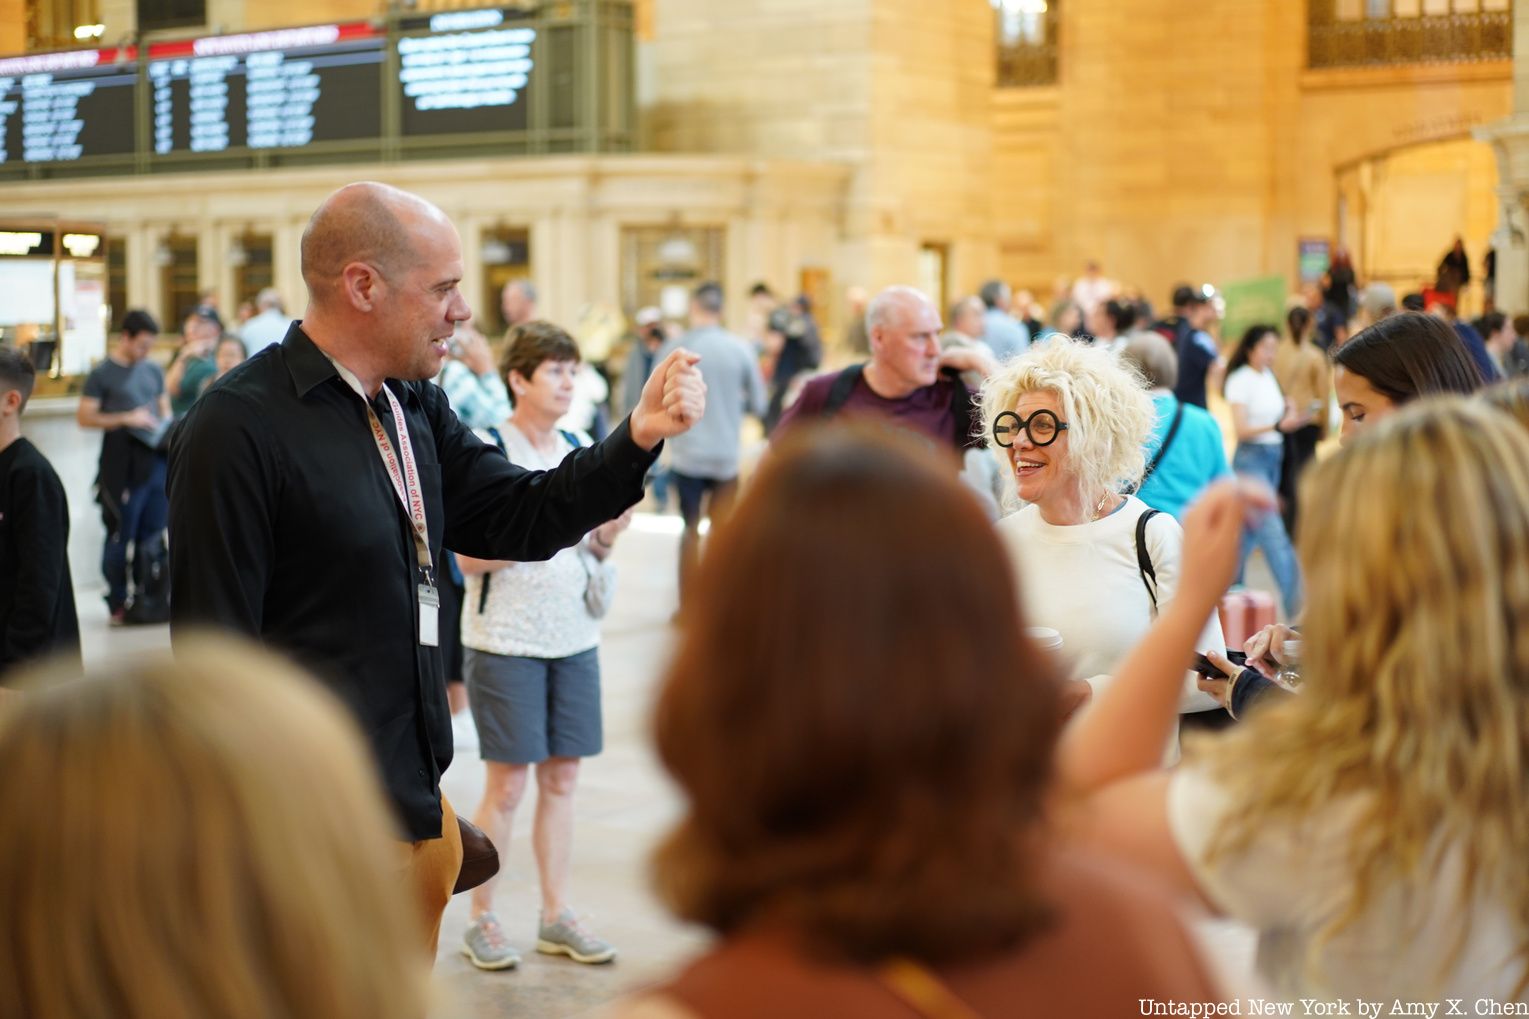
top-left (167, 325), bottom-right (654, 839)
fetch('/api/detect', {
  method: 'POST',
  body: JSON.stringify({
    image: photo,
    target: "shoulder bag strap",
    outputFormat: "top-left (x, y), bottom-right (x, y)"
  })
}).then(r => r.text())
top-left (821, 364), bottom-right (866, 417)
top-left (943, 368), bottom-right (981, 450)
top-left (1135, 508), bottom-right (1162, 617)
top-left (476, 425), bottom-right (511, 613)
top-left (879, 958), bottom-right (984, 1019)
top-left (1141, 400), bottom-right (1186, 485)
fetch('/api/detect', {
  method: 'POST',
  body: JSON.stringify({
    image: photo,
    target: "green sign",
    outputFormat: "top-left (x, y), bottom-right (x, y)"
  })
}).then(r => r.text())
top-left (1218, 276), bottom-right (1289, 349)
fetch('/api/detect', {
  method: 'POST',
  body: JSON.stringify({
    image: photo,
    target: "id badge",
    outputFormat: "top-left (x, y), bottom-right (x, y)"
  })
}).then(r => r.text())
top-left (418, 584), bottom-right (440, 647)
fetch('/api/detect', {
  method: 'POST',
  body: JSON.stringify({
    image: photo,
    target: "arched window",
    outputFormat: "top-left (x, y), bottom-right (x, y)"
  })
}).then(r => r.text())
top-left (994, 0), bottom-right (1059, 87)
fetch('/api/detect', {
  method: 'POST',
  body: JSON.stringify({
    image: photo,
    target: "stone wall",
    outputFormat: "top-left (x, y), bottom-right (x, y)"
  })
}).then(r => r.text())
top-left (991, 0), bottom-right (1511, 308)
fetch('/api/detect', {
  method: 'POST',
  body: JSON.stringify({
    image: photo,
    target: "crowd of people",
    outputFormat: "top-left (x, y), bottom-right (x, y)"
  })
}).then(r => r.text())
top-left (2, 194), bottom-right (1528, 1018)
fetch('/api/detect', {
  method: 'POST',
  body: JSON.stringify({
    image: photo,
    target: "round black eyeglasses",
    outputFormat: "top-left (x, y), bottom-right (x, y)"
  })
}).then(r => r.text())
top-left (992, 409), bottom-right (1068, 448)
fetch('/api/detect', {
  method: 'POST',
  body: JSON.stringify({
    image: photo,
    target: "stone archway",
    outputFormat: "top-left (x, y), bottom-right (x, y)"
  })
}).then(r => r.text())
top-left (1334, 135), bottom-right (1500, 315)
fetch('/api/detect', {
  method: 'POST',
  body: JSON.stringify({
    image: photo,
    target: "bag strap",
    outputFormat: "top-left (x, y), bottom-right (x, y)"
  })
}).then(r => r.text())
top-left (476, 425), bottom-right (511, 613)
top-left (944, 368), bottom-right (982, 450)
top-left (878, 959), bottom-right (984, 1019)
top-left (559, 428), bottom-right (585, 449)
top-left (1135, 508), bottom-right (1162, 617)
top-left (1141, 399), bottom-right (1186, 486)
top-left (821, 364), bottom-right (865, 417)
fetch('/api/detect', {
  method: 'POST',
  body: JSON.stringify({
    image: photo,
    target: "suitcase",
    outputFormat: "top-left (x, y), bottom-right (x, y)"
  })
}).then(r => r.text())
top-left (1219, 588), bottom-right (1277, 649)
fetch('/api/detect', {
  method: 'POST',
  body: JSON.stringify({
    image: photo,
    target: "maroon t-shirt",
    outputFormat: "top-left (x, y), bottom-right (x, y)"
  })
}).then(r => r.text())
top-left (776, 370), bottom-right (978, 452)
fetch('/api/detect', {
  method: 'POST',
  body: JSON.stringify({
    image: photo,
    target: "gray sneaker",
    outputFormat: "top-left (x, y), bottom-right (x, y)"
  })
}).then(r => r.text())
top-left (536, 909), bottom-right (616, 964)
top-left (462, 912), bottom-right (521, 971)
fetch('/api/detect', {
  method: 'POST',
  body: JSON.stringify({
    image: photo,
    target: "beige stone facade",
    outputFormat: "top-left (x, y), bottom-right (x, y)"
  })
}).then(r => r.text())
top-left (0, 156), bottom-right (847, 337)
top-left (0, 0), bottom-right (1518, 355)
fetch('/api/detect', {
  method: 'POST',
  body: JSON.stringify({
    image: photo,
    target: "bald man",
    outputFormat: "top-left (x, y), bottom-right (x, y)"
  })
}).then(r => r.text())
top-left (167, 182), bottom-right (704, 957)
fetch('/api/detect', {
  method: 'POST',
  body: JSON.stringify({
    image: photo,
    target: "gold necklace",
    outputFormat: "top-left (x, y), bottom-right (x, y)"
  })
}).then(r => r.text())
top-left (1092, 491), bottom-right (1118, 520)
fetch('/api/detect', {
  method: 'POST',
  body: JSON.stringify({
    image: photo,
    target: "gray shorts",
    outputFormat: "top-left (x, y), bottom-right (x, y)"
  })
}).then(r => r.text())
top-left (464, 647), bottom-right (603, 764)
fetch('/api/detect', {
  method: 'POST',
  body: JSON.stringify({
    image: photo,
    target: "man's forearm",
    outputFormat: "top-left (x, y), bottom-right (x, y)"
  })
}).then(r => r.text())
top-left (78, 409), bottom-right (138, 430)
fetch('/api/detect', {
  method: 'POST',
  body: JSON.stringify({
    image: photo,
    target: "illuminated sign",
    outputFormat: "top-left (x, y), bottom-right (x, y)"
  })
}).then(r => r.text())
top-left (398, 9), bottom-right (534, 135)
top-left (0, 230), bottom-right (51, 256)
top-left (0, 46), bottom-right (137, 165)
top-left (146, 24), bottom-right (382, 155)
top-left (62, 232), bottom-right (102, 257)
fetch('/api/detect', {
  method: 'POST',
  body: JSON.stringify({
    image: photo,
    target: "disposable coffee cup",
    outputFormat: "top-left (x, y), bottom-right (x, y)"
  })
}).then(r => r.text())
top-left (1026, 627), bottom-right (1064, 652)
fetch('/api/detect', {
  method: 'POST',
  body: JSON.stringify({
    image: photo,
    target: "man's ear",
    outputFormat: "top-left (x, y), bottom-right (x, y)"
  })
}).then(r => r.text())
top-left (340, 262), bottom-right (384, 313)
top-left (0, 389), bottom-right (21, 416)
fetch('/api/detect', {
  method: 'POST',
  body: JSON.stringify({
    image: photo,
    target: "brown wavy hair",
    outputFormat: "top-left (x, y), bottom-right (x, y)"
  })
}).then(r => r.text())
top-left (651, 423), bottom-right (1064, 965)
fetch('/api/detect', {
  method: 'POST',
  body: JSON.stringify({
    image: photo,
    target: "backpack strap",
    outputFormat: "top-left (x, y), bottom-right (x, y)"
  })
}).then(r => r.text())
top-left (1135, 509), bottom-right (1162, 617)
top-left (559, 429), bottom-right (585, 449)
top-left (944, 368), bottom-right (983, 450)
top-left (820, 364), bottom-right (866, 417)
top-left (476, 425), bottom-right (512, 613)
top-left (1141, 399), bottom-right (1186, 487)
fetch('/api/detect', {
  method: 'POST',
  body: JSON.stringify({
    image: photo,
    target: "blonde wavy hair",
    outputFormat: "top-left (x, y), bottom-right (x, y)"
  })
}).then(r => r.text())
top-left (0, 638), bottom-right (430, 1019)
top-left (1200, 397), bottom-right (1529, 994)
top-left (979, 337), bottom-right (1156, 499)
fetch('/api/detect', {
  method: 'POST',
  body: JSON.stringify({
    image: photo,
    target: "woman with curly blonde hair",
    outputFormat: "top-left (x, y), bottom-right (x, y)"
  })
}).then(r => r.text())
top-left (0, 638), bottom-right (431, 1019)
top-left (982, 337), bottom-right (1224, 719)
top-left (1072, 398), bottom-right (1529, 1000)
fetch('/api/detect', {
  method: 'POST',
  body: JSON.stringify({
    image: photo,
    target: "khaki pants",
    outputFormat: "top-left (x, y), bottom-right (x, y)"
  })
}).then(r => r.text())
top-left (398, 795), bottom-right (464, 957)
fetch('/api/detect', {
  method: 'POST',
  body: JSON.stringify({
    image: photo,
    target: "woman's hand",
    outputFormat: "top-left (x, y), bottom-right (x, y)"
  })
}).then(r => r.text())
top-left (1193, 648), bottom-right (1241, 708)
top-left (1278, 398), bottom-right (1310, 434)
top-left (1244, 622), bottom-right (1298, 677)
top-left (1059, 677), bottom-right (1093, 721)
top-left (1175, 479), bottom-right (1277, 614)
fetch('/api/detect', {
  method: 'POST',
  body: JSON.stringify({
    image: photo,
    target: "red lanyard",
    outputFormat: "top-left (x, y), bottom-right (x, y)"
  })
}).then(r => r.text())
top-left (362, 385), bottom-right (434, 584)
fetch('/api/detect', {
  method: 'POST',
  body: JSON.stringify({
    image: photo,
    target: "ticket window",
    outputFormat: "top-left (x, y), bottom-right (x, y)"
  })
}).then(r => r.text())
top-left (620, 225), bottom-right (725, 323)
top-left (480, 227), bottom-right (532, 338)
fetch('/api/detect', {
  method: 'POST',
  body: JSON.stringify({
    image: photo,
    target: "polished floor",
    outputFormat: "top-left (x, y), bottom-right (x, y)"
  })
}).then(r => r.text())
top-left (27, 399), bottom-right (1259, 1017)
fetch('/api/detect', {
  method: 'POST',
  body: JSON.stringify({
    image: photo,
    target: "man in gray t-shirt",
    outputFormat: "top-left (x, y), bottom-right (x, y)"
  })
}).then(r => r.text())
top-left (77, 310), bottom-right (171, 620)
top-left (660, 281), bottom-right (767, 609)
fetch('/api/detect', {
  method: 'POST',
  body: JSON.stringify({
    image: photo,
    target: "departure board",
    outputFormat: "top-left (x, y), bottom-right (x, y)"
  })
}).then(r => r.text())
top-left (146, 23), bottom-right (383, 155)
top-left (397, 9), bottom-right (535, 136)
top-left (0, 47), bottom-right (138, 165)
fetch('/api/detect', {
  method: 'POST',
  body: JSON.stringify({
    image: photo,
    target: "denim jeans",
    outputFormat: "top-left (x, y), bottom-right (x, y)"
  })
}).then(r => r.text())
top-left (1232, 442), bottom-right (1303, 618)
top-left (102, 455), bottom-right (168, 610)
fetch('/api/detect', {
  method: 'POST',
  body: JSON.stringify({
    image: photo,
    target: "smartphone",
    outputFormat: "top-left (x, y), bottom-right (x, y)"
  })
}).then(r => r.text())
top-left (1192, 649), bottom-right (1247, 680)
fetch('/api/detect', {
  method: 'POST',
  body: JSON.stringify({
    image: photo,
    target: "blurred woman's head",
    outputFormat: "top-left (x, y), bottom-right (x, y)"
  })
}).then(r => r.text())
top-left (1286, 306), bottom-right (1313, 346)
top-left (214, 335), bottom-right (247, 377)
top-left (1206, 399), bottom-right (1529, 989)
top-left (653, 424), bottom-right (1063, 965)
top-left (0, 640), bottom-right (428, 1019)
top-left (1224, 324), bottom-right (1279, 384)
top-left (1332, 312), bottom-right (1483, 440)
top-left (1482, 377), bottom-right (1529, 433)
top-left (981, 338), bottom-right (1155, 513)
